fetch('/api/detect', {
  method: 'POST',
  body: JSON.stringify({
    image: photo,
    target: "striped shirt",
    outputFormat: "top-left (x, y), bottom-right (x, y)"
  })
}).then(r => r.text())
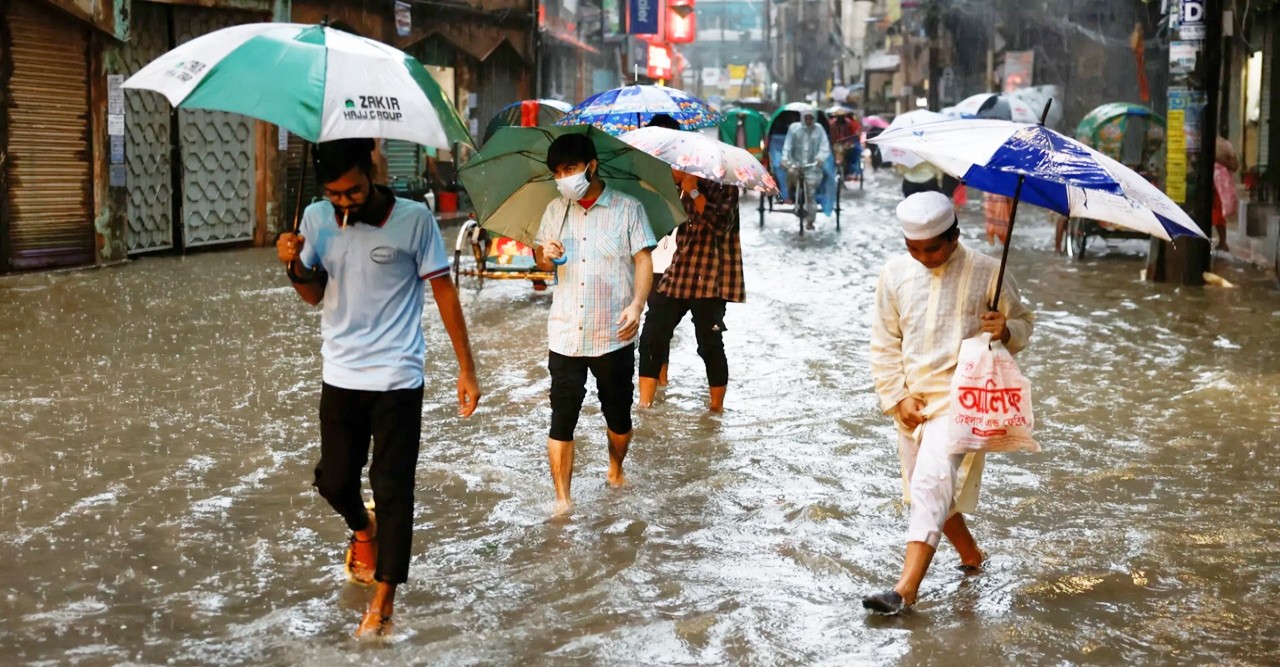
top-left (659, 179), bottom-right (745, 302)
top-left (536, 186), bottom-right (656, 357)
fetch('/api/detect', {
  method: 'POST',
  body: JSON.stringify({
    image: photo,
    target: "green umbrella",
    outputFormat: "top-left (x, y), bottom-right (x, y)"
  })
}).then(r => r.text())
top-left (458, 125), bottom-right (686, 247)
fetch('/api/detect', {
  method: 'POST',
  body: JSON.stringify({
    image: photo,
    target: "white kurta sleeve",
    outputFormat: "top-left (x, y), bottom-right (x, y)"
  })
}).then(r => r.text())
top-left (996, 272), bottom-right (1035, 354)
top-left (870, 266), bottom-right (911, 414)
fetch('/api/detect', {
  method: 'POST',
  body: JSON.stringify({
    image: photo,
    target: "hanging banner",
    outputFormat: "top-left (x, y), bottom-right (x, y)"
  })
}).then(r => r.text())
top-left (628, 0), bottom-right (661, 36)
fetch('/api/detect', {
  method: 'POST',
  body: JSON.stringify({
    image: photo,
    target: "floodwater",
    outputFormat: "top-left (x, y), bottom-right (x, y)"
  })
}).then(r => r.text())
top-left (2, 172), bottom-right (1279, 666)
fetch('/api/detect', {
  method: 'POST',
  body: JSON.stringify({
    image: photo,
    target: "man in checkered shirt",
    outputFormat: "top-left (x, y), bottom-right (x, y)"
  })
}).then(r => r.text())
top-left (637, 169), bottom-right (744, 412)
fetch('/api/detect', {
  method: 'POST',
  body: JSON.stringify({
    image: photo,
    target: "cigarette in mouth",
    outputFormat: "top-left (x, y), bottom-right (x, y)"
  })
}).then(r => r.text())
top-left (341, 209), bottom-right (349, 228)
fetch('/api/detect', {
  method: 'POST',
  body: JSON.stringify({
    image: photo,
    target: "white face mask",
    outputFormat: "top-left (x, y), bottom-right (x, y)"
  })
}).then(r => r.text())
top-left (555, 169), bottom-right (592, 200)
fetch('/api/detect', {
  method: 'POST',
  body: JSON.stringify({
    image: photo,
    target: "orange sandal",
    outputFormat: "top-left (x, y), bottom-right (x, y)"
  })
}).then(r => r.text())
top-left (344, 504), bottom-right (377, 585)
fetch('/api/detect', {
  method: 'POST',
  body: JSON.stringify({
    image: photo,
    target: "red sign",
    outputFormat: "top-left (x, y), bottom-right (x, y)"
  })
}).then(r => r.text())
top-left (666, 0), bottom-right (695, 43)
top-left (647, 43), bottom-right (673, 80)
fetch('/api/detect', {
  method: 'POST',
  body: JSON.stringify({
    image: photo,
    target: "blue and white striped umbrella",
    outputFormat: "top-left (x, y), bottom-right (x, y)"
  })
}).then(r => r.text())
top-left (870, 118), bottom-right (1206, 241)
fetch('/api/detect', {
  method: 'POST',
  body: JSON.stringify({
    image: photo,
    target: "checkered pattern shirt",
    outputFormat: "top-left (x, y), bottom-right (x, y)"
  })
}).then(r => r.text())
top-left (536, 186), bottom-right (656, 358)
top-left (659, 179), bottom-right (745, 302)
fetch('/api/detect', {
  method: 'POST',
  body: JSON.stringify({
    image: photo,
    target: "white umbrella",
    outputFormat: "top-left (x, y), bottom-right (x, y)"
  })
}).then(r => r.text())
top-left (618, 127), bottom-right (779, 195)
top-left (879, 110), bottom-right (951, 168)
top-left (952, 93), bottom-right (1040, 124)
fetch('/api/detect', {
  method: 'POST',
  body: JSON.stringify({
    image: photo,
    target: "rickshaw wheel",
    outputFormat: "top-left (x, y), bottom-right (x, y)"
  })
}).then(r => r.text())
top-left (1066, 217), bottom-right (1089, 259)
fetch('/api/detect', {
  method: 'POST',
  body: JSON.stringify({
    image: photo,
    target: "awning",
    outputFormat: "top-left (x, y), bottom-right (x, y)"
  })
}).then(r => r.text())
top-left (865, 50), bottom-right (901, 72)
top-left (542, 26), bottom-right (600, 54)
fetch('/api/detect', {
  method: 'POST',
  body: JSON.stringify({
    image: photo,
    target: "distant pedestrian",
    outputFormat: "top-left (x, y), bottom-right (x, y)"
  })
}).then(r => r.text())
top-left (983, 191), bottom-right (1013, 246)
top-left (864, 191), bottom-right (1035, 615)
top-left (1213, 136), bottom-right (1239, 252)
top-left (275, 138), bottom-right (481, 637)
top-left (533, 134), bottom-right (655, 513)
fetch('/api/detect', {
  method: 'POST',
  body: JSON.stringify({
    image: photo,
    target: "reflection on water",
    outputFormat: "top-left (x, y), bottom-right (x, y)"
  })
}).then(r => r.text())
top-left (2, 171), bottom-right (1278, 665)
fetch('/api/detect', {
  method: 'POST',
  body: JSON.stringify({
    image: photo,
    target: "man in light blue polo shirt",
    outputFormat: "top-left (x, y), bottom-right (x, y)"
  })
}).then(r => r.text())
top-left (276, 138), bottom-right (480, 638)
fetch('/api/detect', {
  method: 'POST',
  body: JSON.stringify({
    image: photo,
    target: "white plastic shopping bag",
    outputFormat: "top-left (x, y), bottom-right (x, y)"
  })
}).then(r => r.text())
top-left (948, 333), bottom-right (1040, 454)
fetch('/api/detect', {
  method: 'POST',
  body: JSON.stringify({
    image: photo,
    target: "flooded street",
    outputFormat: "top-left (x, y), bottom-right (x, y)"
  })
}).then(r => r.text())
top-left (3, 172), bottom-right (1279, 665)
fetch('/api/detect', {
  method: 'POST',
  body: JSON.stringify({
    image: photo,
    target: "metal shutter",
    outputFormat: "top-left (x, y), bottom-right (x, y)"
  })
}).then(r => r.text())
top-left (120, 0), bottom-right (175, 253)
top-left (172, 6), bottom-right (258, 248)
top-left (4, 0), bottom-right (93, 270)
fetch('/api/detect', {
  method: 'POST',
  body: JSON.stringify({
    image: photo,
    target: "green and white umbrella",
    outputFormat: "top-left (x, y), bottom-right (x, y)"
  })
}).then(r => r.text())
top-left (458, 125), bottom-right (686, 247)
top-left (122, 22), bottom-right (471, 149)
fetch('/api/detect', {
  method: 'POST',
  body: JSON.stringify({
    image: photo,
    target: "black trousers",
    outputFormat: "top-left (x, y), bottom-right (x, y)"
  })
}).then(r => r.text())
top-left (548, 344), bottom-right (635, 441)
top-left (314, 382), bottom-right (423, 585)
top-left (638, 295), bottom-right (729, 387)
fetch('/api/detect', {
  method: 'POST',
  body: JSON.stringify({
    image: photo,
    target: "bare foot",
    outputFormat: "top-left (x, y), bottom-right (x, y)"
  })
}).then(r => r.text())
top-left (553, 498), bottom-right (573, 516)
top-left (607, 467), bottom-right (627, 488)
top-left (354, 609), bottom-right (392, 638)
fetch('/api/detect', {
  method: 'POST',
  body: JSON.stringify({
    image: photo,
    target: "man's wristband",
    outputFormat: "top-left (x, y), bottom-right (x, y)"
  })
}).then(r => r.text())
top-left (287, 261), bottom-right (324, 284)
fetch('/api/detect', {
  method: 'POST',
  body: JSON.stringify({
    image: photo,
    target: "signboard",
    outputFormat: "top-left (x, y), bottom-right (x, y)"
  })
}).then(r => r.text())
top-left (667, 0), bottom-right (695, 44)
top-left (279, 128), bottom-right (290, 151)
top-left (628, 0), bottom-right (661, 35)
top-left (107, 114), bottom-right (125, 136)
top-left (1170, 40), bottom-right (1197, 80)
top-left (110, 134), bottom-right (125, 164)
top-left (603, 0), bottom-right (624, 37)
top-left (647, 43), bottom-right (673, 80)
top-left (395, 1), bottom-right (411, 38)
top-left (107, 75), bottom-right (125, 115)
top-left (1179, 0), bottom-right (1205, 40)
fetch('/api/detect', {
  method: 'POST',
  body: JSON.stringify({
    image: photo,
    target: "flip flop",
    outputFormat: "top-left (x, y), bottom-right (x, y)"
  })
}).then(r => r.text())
top-left (862, 590), bottom-right (907, 616)
top-left (344, 501), bottom-right (377, 586)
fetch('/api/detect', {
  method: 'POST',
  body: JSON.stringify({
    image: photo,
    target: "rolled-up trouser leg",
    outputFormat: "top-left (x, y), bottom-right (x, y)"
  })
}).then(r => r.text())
top-left (904, 415), bottom-right (964, 548)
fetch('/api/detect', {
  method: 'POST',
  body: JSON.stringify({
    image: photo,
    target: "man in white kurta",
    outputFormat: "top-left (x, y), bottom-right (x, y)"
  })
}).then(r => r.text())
top-left (864, 191), bottom-right (1034, 615)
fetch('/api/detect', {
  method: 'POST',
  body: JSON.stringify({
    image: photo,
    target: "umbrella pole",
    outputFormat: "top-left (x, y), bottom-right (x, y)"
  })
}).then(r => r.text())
top-left (292, 141), bottom-right (310, 234)
top-left (990, 100), bottom-right (1052, 312)
top-left (989, 173), bottom-right (1024, 312)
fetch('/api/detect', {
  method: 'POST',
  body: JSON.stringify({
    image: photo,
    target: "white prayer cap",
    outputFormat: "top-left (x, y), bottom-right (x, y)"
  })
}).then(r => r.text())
top-left (896, 191), bottom-right (956, 240)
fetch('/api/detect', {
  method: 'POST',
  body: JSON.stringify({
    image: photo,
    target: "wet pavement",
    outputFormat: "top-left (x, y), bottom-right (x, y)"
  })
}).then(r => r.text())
top-left (3, 170), bottom-right (1279, 665)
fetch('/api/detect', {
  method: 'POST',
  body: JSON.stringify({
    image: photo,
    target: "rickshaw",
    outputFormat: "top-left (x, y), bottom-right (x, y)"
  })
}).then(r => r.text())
top-left (761, 103), bottom-right (841, 234)
top-left (452, 217), bottom-right (555, 291)
top-left (453, 99), bottom-right (571, 291)
top-left (717, 107), bottom-right (769, 163)
top-left (1063, 103), bottom-right (1166, 258)
top-left (825, 104), bottom-right (865, 190)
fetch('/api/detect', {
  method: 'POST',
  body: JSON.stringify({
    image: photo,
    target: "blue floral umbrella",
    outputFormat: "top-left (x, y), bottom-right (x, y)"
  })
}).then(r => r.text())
top-left (555, 84), bottom-right (723, 135)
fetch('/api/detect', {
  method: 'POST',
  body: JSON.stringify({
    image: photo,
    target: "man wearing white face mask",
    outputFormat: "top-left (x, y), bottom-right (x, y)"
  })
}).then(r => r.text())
top-left (533, 133), bottom-right (656, 513)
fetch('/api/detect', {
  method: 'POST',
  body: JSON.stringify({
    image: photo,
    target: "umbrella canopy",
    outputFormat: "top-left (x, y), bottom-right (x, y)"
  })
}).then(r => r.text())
top-left (869, 118), bottom-right (1206, 241)
top-left (1008, 85), bottom-right (1063, 129)
top-left (457, 126), bottom-right (686, 247)
top-left (879, 110), bottom-right (951, 168)
top-left (1076, 103), bottom-right (1164, 142)
top-left (483, 99), bottom-right (572, 143)
top-left (767, 103), bottom-right (830, 136)
top-left (122, 23), bottom-right (471, 148)
top-left (863, 115), bottom-right (890, 129)
top-left (952, 94), bottom-right (1039, 124)
top-left (825, 104), bottom-right (857, 116)
top-left (555, 84), bottom-right (723, 135)
top-left (619, 127), bottom-right (778, 195)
